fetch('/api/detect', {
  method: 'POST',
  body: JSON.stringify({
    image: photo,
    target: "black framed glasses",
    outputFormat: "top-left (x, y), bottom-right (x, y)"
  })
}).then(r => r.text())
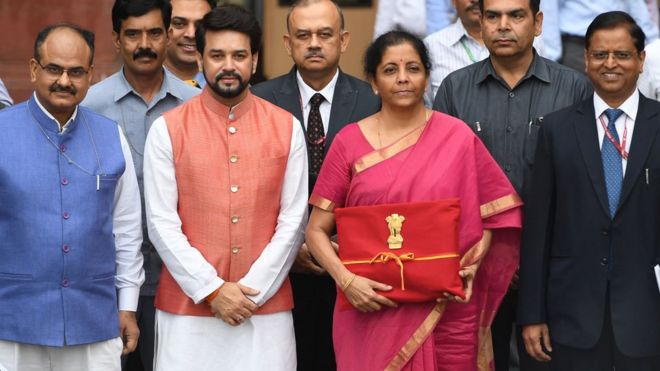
top-left (36, 60), bottom-right (90, 80)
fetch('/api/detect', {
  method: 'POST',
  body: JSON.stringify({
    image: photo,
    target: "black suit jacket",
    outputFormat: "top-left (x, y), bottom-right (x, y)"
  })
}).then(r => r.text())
top-left (518, 94), bottom-right (660, 357)
top-left (251, 67), bottom-right (380, 189)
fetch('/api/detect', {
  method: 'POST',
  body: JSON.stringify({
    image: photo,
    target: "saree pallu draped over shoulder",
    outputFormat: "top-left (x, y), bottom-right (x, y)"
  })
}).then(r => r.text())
top-left (310, 112), bottom-right (522, 371)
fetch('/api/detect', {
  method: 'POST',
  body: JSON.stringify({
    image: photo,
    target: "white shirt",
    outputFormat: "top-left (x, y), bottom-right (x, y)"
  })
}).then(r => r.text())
top-left (593, 90), bottom-right (639, 175)
top-left (639, 39), bottom-right (660, 100)
top-left (34, 94), bottom-right (145, 311)
top-left (424, 20), bottom-right (489, 106)
top-left (144, 113), bottom-right (308, 306)
top-left (297, 69), bottom-right (338, 135)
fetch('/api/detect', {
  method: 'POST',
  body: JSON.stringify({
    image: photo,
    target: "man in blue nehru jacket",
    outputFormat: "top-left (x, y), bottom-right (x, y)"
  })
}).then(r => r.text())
top-left (0, 24), bottom-right (144, 371)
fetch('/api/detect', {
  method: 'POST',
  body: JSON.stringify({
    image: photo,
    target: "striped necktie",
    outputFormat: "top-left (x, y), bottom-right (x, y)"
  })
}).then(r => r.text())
top-left (601, 108), bottom-right (624, 218)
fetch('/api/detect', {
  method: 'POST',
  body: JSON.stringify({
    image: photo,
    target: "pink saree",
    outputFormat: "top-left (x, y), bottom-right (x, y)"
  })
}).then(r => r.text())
top-left (310, 112), bottom-right (522, 371)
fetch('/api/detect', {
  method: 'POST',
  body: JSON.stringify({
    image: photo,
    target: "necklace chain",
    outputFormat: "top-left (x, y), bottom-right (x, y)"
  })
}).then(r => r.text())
top-left (376, 110), bottom-right (430, 149)
top-left (28, 105), bottom-right (105, 176)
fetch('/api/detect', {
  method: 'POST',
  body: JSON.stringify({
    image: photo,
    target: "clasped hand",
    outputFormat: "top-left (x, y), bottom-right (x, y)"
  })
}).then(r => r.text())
top-left (208, 282), bottom-right (260, 326)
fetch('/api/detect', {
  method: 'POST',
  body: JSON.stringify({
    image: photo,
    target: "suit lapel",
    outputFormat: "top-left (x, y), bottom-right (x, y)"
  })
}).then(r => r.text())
top-left (574, 99), bottom-right (611, 216)
top-left (618, 95), bottom-right (660, 210)
top-left (326, 71), bottom-right (357, 153)
top-left (275, 67), bottom-right (304, 128)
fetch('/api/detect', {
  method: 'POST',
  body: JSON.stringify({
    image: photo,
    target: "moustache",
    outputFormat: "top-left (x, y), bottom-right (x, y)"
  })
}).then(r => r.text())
top-left (304, 50), bottom-right (324, 59)
top-left (133, 48), bottom-right (158, 60)
top-left (49, 83), bottom-right (77, 95)
top-left (214, 71), bottom-right (243, 84)
top-left (466, 4), bottom-right (480, 12)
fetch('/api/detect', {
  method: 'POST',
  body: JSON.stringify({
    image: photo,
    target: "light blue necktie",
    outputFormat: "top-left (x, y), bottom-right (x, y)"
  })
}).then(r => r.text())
top-left (601, 108), bottom-right (624, 219)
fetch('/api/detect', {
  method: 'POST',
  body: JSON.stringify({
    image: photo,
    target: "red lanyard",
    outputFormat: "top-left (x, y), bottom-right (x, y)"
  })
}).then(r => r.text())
top-left (599, 114), bottom-right (628, 160)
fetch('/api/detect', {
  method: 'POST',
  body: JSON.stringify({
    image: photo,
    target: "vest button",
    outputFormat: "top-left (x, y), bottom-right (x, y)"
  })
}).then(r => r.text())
top-left (230, 185), bottom-right (239, 193)
top-left (61, 177), bottom-right (69, 185)
top-left (231, 246), bottom-right (240, 254)
top-left (228, 126), bottom-right (237, 134)
top-left (231, 216), bottom-right (239, 224)
top-left (62, 244), bottom-right (70, 253)
top-left (229, 155), bottom-right (239, 163)
top-left (61, 278), bottom-right (69, 287)
top-left (63, 211), bottom-right (70, 219)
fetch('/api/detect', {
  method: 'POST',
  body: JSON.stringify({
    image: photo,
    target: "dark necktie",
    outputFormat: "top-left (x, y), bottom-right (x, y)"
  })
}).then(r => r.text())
top-left (307, 93), bottom-right (325, 176)
top-left (601, 108), bottom-right (624, 219)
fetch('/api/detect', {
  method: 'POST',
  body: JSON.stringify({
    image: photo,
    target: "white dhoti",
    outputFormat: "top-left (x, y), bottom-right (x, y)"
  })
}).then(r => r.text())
top-left (0, 337), bottom-right (122, 371)
top-left (154, 309), bottom-right (296, 371)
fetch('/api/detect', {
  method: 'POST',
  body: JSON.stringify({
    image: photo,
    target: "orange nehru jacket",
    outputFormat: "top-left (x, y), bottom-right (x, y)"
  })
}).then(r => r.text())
top-left (155, 89), bottom-right (295, 316)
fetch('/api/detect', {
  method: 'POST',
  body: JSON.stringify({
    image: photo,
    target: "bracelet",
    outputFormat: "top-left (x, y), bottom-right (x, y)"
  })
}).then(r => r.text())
top-left (341, 274), bottom-right (356, 292)
top-left (205, 287), bottom-right (220, 304)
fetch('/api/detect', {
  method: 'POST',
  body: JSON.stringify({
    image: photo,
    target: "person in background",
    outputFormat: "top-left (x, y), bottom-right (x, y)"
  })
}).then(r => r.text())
top-left (433, 0), bottom-right (592, 369)
top-left (0, 23), bottom-right (144, 371)
top-left (540, 0), bottom-right (659, 68)
top-left (251, 1), bottom-right (379, 369)
top-left (374, 0), bottom-right (455, 39)
top-left (0, 78), bottom-right (13, 107)
top-left (164, 0), bottom-right (215, 87)
top-left (423, 0), bottom-right (487, 106)
top-left (82, 1), bottom-right (199, 370)
top-left (519, 11), bottom-right (660, 371)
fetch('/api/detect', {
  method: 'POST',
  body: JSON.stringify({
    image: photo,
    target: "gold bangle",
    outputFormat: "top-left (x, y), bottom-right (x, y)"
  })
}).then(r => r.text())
top-left (342, 274), bottom-right (356, 292)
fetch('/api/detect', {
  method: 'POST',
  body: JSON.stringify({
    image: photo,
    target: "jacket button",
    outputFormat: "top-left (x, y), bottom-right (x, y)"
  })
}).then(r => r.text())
top-left (62, 244), bottom-right (70, 253)
top-left (600, 257), bottom-right (608, 266)
top-left (231, 246), bottom-right (240, 254)
top-left (602, 229), bottom-right (609, 236)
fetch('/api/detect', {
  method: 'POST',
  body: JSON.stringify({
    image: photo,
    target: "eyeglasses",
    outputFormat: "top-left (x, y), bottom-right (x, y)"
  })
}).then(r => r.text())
top-left (36, 60), bottom-right (90, 80)
top-left (588, 50), bottom-right (637, 61)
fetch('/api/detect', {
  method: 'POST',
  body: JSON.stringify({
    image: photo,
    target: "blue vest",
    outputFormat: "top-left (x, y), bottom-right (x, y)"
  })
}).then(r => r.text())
top-left (0, 96), bottom-right (126, 346)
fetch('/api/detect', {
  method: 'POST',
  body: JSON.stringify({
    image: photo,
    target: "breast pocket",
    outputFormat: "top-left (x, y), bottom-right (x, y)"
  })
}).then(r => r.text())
top-left (470, 120), bottom-right (493, 149)
top-left (524, 116), bottom-right (544, 165)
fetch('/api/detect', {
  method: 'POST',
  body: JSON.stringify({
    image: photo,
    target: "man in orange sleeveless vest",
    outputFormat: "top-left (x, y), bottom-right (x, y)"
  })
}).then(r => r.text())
top-left (143, 5), bottom-right (308, 370)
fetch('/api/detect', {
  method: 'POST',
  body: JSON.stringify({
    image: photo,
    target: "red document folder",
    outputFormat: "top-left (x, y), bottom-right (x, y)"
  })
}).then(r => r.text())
top-left (335, 200), bottom-right (465, 310)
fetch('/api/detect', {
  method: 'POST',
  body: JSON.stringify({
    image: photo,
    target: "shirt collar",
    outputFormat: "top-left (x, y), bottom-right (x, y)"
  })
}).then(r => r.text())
top-left (33, 92), bottom-right (78, 132)
top-left (593, 90), bottom-right (640, 121)
top-left (114, 67), bottom-right (185, 103)
top-left (442, 19), bottom-right (472, 47)
top-left (477, 49), bottom-right (551, 86)
top-left (296, 68), bottom-right (339, 108)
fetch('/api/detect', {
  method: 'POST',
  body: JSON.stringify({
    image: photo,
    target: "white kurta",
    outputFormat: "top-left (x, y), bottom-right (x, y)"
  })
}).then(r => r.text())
top-left (144, 110), bottom-right (308, 371)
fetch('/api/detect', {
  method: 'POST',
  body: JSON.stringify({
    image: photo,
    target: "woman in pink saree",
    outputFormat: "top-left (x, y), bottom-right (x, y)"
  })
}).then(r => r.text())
top-left (305, 31), bottom-right (522, 370)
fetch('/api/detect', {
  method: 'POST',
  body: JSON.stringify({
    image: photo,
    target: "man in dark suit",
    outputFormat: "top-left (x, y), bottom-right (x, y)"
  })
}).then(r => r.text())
top-left (251, 1), bottom-right (379, 370)
top-left (519, 11), bottom-right (660, 370)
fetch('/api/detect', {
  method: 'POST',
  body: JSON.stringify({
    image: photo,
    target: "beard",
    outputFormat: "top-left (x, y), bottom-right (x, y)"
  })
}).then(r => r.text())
top-left (204, 70), bottom-right (250, 99)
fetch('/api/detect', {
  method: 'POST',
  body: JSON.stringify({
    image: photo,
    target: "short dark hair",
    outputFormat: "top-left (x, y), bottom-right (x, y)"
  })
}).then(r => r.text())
top-left (286, 0), bottom-right (345, 32)
top-left (585, 11), bottom-right (646, 53)
top-left (478, 0), bottom-right (540, 15)
top-left (112, 0), bottom-right (172, 33)
top-left (363, 30), bottom-right (431, 81)
top-left (195, 4), bottom-right (262, 54)
top-left (34, 24), bottom-right (95, 65)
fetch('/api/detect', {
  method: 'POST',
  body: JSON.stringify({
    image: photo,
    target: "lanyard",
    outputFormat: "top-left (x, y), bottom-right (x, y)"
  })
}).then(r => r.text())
top-left (599, 114), bottom-right (628, 160)
top-left (459, 39), bottom-right (477, 63)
